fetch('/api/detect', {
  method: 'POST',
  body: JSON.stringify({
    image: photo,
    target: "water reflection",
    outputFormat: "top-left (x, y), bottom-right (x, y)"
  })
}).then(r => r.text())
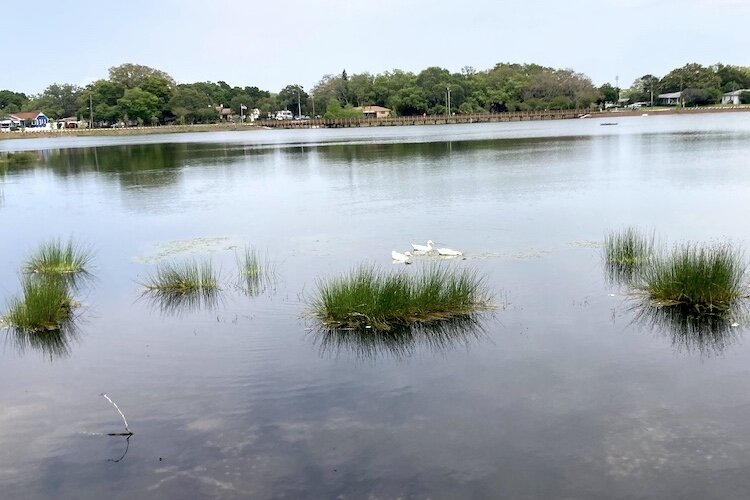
top-left (140, 288), bottom-right (224, 317)
top-left (39, 143), bottom-right (249, 188)
top-left (633, 302), bottom-right (742, 356)
top-left (4, 321), bottom-right (80, 360)
top-left (312, 315), bottom-right (488, 361)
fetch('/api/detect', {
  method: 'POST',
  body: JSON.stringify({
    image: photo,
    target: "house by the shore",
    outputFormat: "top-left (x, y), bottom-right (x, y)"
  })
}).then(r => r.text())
top-left (8, 112), bottom-right (51, 130)
top-left (721, 89), bottom-right (750, 105)
top-left (657, 92), bottom-right (682, 106)
top-left (356, 105), bottom-right (391, 119)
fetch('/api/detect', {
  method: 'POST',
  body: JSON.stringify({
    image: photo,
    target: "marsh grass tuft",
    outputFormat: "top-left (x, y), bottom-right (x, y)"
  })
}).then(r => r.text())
top-left (236, 246), bottom-right (276, 295)
top-left (604, 227), bottom-right (655, 283)
top-left (311, 264), bottom-right (492, 330)
top-left (4, 277), bottom-right (76, 333)
top-left (25, 239), bottom-right (93, 275)
top-left (639, 243), bottom-right (746, 314)
top-left (142, 259), bottom-right (220, 293)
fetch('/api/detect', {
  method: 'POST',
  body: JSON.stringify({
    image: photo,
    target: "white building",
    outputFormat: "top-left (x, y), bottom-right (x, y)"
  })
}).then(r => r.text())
top-left (721, 89), bottom-right (750, 105)
top-left (657, 92), bottom-right (682, 106)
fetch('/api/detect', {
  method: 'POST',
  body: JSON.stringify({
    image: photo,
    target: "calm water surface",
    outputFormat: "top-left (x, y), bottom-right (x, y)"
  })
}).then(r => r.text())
top-left (3, 114), bottom-right (750, 499)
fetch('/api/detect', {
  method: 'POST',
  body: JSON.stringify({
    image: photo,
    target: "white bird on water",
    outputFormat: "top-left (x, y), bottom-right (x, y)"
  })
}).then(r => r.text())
top-left (392, 250), bottom-right (412, 264)
top-left (437, 247), bottom-right (463, 257)
top-left (411, 240), bottom-right (434, 253)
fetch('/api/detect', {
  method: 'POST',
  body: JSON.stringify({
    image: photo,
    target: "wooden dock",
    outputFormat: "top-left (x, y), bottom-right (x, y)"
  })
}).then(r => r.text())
top-left (257, 109), bottom-right (588, 129)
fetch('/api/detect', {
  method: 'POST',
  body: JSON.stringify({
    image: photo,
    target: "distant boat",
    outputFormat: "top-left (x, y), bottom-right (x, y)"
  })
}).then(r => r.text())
top-left (600, 122), bottom-right (618, 126)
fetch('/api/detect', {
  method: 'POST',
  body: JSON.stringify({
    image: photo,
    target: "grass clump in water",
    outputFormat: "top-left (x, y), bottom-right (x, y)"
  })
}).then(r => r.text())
top-left (604, 227), bottom-right (655, 283)
top-left (142, 259), bottom-right (220, 293)
top-left (639, 243), bottom-right (746, 314)
top-left (4, 277), bottom-right (75, 333)
top-left (311, 264), bottom-right (491, 330)
top-left (25, 239), bottom-right (93, 275)
top-left (236, 246), bottom-right (276, 295)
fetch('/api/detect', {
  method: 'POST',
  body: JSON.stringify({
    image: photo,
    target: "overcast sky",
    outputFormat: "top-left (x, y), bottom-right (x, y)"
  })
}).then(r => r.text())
top-left (3, 0), bottom-right (749, 95)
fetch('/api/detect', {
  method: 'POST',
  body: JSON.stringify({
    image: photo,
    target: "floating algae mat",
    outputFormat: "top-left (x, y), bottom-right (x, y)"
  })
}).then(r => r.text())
top-left (133, 237), bottom-right (239, 264)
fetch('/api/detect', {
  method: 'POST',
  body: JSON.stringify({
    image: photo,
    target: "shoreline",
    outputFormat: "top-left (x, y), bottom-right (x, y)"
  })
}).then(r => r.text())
top-left (1, 106), bottom-right (748, 141)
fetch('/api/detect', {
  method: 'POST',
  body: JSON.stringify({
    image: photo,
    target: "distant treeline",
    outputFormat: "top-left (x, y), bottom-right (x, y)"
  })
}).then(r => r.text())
top-left (1, 62), bottom-right (749, 125)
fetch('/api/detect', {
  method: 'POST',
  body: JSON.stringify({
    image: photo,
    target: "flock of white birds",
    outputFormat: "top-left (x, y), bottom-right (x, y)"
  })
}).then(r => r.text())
top-left (392, 240), bottom-right (463, 264)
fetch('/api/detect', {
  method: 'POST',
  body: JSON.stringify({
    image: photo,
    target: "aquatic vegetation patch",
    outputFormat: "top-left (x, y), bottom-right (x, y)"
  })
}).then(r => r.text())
top-left (639, 243), bottom-right (746, 314)
top-left (311, 264), bottom-right (492, 330)
top-left (142, 259), bottom-right (220, 293)
top-left (25, 239), bottom-right (93, 275)
top-left (133, 237), bottom-right (236, 264)
top-left (604, 227), bottom-right (655, 283)
top-left (4, 277), bottom-right (76, 333)
top-left (236, 246), bottom-right (276, 295)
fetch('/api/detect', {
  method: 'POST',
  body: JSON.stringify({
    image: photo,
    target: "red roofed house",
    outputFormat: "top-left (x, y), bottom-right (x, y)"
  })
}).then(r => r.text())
top-left (9, 112), bottom-right (50, 129)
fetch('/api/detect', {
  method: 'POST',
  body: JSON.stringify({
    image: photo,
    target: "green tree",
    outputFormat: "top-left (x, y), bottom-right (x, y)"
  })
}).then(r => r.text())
top-left (0, 90), bottom-right (28, 112)
top-left (278, 84), bottom-right (308, 115)
top-left (416, 66), bottom-right (452, 113)
top-left (117, 88), bottom-right (161, 124)
top-left (681, 88), bottom-right (713, 107)
top-left (323, 99), bottom-right (363, 119)
top-left (740, 91), bottom-right (750, 104)
top-left (630, 74), bottom-right (660, 103)
top-left (347, 73), bottom-right (375, 106)
top-left (169, 87), bottom-right (217, 124)
top-left (139, 75), bottom-right (174, 122)
top-left (78, 79), bottom-right (126, 124)
top-left (108, 63), bottom-right (176, 89)
top-left (713, 64), bottom-right (750, 92)
top-left (390, 86), bottom-right (428, 116)
top-left (658, 63), bottom-right (720, 94)
top-left (598, 83), bottom-right (619, 104)
top-left (26, 83), bottom-right (81, 118)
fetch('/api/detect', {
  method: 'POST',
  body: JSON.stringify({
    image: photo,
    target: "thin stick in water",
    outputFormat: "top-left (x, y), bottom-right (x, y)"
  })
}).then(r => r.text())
top-left (101, 393), bottom-right (133, 435)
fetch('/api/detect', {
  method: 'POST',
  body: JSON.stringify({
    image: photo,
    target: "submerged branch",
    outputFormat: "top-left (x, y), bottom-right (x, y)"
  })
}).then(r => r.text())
top-left (101, 393), bottom-right (133, 436)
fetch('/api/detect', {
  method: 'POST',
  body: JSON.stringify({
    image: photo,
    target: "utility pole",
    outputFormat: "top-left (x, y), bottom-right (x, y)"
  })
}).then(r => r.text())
top-left (297, 89), bottom-right (302, 118)
top-left (447, 86), bottom-right (451, 116)
top-left (311, 95), bottom-right (315, 117)
top-left (615, 75), bottom-right (619, 105)
top-left (650, 82), bottom-right (654, 107)
top-left (89, 93), bottom-right (93, 129)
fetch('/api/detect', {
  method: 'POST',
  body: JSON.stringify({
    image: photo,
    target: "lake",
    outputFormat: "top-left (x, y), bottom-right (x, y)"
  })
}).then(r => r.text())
top-left (3, 113), bottom-right (750, 499)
